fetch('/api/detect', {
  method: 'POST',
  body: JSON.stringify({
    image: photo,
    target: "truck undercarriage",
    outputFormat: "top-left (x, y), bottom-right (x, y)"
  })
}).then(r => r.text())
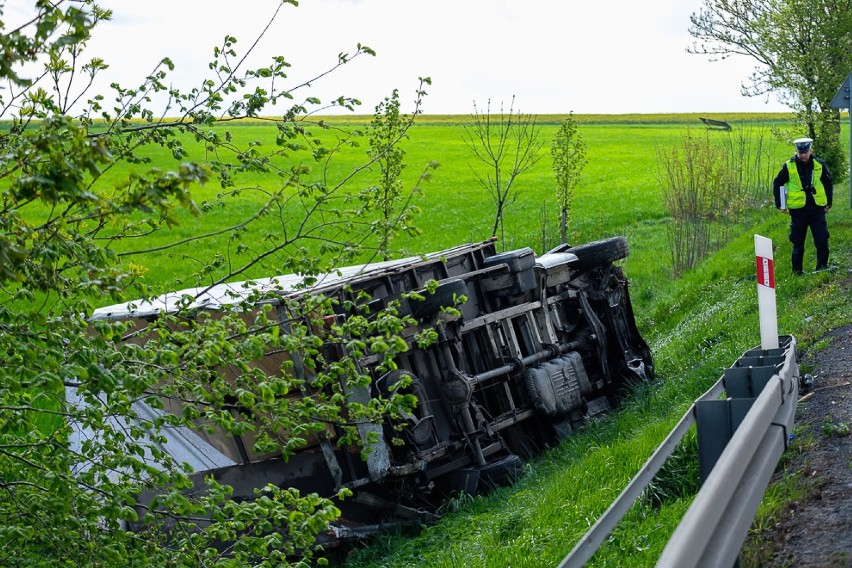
top-left (88, 236), bottom-right (654, 544)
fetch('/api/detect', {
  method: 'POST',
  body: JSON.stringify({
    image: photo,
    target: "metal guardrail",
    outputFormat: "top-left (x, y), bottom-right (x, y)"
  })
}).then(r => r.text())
top-left (558, 335), bottom-right (798, 567)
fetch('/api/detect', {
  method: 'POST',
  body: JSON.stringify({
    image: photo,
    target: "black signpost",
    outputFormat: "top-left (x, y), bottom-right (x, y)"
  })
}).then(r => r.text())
top-left (829, 71), bottom-right (852, 208)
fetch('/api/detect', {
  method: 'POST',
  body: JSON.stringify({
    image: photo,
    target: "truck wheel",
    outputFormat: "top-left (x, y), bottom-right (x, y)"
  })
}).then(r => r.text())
top-left (409, 279), bottom-right (468, 319)
top-left (568, 236), bottom-right (629, 270)
top-left (477, 454), bottom-right (525, 490)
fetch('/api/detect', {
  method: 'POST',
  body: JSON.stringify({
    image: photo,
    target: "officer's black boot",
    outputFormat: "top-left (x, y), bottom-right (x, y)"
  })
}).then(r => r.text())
top-left (791, 247), bottom-right (804, 275)
top-left (815, 245), bottom-right (829, 271)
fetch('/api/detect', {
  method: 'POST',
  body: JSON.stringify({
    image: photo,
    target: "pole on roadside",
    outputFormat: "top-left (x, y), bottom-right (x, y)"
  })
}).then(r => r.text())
top-left (829, 70), bottom-right (851, 208)
top-left (755, 235), bottom-right (779, 350)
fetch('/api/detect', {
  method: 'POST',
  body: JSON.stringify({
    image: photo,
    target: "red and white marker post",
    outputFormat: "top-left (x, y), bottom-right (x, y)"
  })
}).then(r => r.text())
top-left (754, 235), bottom-right (779, 350)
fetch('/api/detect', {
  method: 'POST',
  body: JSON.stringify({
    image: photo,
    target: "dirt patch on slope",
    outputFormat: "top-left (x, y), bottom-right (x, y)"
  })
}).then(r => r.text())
top-left (744, 324), bottom-right (852, 567)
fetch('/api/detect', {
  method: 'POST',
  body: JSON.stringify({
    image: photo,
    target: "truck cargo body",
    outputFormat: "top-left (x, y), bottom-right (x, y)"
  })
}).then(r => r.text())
top-left (88, 237), bottom-right (653, 539)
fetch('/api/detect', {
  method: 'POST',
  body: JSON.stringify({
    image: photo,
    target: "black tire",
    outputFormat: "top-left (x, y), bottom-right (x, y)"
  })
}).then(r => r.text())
top-left (477, 454), bottom-right (525, 490)
top-left (409, 279), bottom-right (468, 319)
top-left (568, 236), bottom-right (629, 271)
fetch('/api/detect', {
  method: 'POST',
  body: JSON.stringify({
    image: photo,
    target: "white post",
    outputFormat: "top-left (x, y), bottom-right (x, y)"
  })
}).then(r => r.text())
top-left (754, 235), bottom-right (779, 350)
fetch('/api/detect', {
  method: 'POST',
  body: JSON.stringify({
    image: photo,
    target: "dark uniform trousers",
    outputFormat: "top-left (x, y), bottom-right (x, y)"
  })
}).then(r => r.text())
top-left (789, 205), bottom-right (829, 273)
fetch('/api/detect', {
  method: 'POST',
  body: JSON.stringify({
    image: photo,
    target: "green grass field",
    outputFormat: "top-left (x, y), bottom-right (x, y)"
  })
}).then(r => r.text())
top-left (91, 112), bottom-right (800, 306)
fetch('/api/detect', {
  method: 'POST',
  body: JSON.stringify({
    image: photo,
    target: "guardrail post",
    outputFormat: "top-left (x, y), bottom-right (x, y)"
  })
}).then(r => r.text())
top-left (696, 348), bottom-right (787, 483)
top-left (658, 336), bottom-right (797, 568)
top-left (722, 365), bottom-right (776, 398)
top-left (696, 399), bottom-right (754, 484)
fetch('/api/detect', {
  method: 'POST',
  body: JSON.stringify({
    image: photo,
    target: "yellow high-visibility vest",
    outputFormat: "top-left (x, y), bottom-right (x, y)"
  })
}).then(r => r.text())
top-left (785, 158), bottom-right (827, 209)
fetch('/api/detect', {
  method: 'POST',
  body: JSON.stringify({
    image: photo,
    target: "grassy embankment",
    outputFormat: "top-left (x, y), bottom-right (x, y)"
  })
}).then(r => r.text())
top-left (14, 112), bottom-right (851, 565)
top-left (329, 115), bottom-right (852, 567)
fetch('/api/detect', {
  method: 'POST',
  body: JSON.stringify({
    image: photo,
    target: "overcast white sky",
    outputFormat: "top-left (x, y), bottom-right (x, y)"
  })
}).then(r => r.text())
top-left (13, 0), bottom-right (793, 116)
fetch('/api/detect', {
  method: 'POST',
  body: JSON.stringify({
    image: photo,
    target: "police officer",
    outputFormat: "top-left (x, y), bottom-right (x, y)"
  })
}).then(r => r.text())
top-left (773, 137), bottom-right (833, 274)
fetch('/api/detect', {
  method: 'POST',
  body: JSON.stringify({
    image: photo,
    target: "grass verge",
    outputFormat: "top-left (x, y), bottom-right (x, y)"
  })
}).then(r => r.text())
top-left (337, 187), bottom-right (851, 567)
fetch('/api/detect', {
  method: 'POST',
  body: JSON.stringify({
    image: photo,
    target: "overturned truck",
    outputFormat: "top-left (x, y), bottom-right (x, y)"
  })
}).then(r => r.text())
top-left (90, 236), bottom-right (654, 541)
